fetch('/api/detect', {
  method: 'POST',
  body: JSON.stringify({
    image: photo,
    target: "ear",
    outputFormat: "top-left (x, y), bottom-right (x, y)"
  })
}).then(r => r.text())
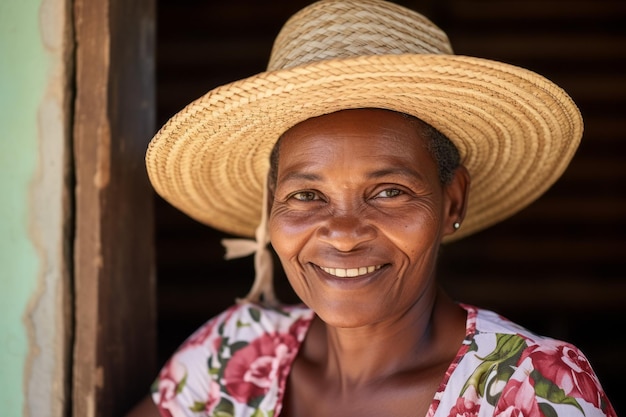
top-left (441, 165), bottom-right (470, 237)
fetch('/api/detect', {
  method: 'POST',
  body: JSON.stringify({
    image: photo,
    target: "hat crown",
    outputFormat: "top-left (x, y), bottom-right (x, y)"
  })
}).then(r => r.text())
top-left (268, 0), bottom-right (453, 71)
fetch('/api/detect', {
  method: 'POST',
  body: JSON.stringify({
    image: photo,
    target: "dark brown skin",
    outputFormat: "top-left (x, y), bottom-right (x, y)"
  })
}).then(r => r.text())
top-left (129, 109), bottom-right (471, 416)
top-left (283, 291), bottom-right (467, 417)
top-left (269, 109), bottom-right (470, 417)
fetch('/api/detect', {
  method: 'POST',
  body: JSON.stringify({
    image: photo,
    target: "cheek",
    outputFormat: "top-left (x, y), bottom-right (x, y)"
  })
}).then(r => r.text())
top-left (269, 212), bottom-right (314, 297)
top-left (268, 210), bottom-right (316, 260)
top-left (378, 206), bottom-right (441, 254)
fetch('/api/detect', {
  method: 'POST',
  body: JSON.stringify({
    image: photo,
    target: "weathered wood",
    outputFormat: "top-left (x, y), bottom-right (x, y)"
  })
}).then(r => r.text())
top-left (73, 0), bottom-right (156, 415)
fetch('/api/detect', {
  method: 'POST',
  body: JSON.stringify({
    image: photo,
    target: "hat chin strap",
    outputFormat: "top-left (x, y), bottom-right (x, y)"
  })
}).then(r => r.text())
top-left (221, 178), bottom-right (277, 306)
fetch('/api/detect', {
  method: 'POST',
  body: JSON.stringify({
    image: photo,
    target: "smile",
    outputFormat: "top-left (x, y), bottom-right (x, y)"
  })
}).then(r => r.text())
top-left (319, 265), bottom-right (383, 278)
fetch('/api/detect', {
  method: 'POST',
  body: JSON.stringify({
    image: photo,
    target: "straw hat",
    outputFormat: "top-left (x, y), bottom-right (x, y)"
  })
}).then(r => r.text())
top-left (146, 0), bottom-right (582, 243)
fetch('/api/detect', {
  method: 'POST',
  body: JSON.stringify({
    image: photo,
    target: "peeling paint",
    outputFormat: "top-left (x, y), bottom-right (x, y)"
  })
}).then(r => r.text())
top-left (0, 1), bottom-right (47, 415)
top-left (25, 95), bottom-right (71, 417)
top-left (39, 0), bottom-right (64, 51)
top-left (20, 0), bottom-right (73, 417)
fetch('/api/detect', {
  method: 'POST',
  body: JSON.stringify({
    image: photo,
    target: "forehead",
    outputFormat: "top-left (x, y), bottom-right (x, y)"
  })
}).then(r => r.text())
top-left (277, 108), bottom-right (436, 171)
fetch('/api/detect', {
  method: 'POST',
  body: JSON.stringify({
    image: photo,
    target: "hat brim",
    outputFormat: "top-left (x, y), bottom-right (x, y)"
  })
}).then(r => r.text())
top-left (146, 54), bottom-right (582, 242)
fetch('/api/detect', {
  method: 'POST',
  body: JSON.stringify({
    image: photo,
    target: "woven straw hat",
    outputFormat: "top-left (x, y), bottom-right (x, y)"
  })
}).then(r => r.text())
top-left (146, 0), bottom-right (582, 243)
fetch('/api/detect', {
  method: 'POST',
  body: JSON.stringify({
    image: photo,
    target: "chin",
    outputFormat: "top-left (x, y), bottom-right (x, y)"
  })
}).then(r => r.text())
top-left (311, 298), bottom-right (391, 328)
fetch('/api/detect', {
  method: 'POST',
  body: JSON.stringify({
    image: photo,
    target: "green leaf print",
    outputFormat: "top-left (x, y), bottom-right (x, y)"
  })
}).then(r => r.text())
top-left (251, 409), bottom-right (269, 417)
top-left (190, 401), bottom-right (206, 412)
top-left (229, 341), bottom-right (249, 354)
top-left (248, 394), bottom-right (265, 409)
top-left (531, 370), bottom-right (583, 412)
top-left (260, 410), bottom-right (275, 417)
top-left (479, 334), bottom-right (527, 363)
top-left (219, 337), bottom-right (230, 355)
top-left (539, 402), bottom-right (558, 417)
top-left (150, 378), bottom-right (159, 394)
top-left (207, 355), bottom-right (220, 377)
top-left (461, 334), bottom-right (527, 403)
top-left (212, 398), bottom-right (235, 417)
top-left (250, 307), bottom-right (262, 322)
top-left (176, 371), bottom-right (188, 394)
top-left (209, 348), bottom-right (229, 384)
top-left (485, 351), bottom-right (524, 404)
top-left (236, 319), bottom-right (251, 328)
top-left (468, 337), bottom-right (479, 353)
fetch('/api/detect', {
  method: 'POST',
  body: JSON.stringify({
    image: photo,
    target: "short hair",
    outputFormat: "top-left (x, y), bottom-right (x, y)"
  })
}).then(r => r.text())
top-left (400, 112), bottom-right (461, 185)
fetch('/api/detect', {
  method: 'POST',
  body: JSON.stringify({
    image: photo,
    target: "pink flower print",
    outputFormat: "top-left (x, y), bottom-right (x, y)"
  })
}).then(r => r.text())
top-left (524, 341), bottom-right (602, 408)
top-left (447, 385), bottom-right (480, 417)
top-left (157, 353), bottom-right (224, 416)
top-left (204, 378), bottom-right (222, 414)
top-left (224, 333), bottom-right (298, 404)
top-left (184, 320), bottom-right (217, 347)
top-left (495, 377), bottom-right (543, 417)
top-left (155, 357), bottom-right (188, 417)
top-left (289, 316), bottom-right (312, 342)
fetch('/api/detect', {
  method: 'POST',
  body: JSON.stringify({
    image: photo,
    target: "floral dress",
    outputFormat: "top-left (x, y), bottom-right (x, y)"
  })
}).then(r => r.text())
top-left (152, 302), bottom-right (616, 417)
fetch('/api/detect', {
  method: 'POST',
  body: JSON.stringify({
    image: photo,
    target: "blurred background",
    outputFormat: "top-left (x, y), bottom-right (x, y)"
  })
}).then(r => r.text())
top-left (153, 0), bottom-right (625, 414)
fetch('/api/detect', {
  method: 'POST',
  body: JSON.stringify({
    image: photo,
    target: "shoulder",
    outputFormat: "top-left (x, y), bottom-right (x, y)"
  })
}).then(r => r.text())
top-left (151, 302), bottom-right (314, 417)
top-left (444, 305), bottom-right (616, 417)
top-left (187, 301), bottom-right (314, 346)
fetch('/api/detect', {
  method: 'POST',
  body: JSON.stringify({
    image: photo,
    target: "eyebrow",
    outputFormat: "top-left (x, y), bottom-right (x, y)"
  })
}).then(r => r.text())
top-left (278, 171), bottom-right (323, 184)
top-left (366, 167), bottom-right (426, 182)
top-left (278, 166), bottom-right (426, 184)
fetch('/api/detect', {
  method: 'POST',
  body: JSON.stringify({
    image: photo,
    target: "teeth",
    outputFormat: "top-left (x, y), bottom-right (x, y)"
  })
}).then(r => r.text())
top-left (320, 265), bottom-right (382, 278)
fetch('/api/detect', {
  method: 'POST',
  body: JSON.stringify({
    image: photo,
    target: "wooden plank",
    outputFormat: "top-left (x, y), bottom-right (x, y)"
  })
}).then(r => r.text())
top-left (452, 35), bottom-right (626, 61)
top-left (449, 0), bottom-right (626, 20)
top-left (73, 0), bottom-right (156, 415)
top-left (443, 278), bottom-right (626, 310)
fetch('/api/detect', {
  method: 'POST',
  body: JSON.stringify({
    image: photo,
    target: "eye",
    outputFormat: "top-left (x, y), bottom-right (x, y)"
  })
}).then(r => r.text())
top-left (290, 191), bottom-right (320, 202)
top-left (375, 188), bottom-right (403, 198)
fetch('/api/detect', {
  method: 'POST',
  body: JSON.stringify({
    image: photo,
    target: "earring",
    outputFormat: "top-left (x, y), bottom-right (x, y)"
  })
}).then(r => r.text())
top-left (453, 221), bottom-right (461, 231)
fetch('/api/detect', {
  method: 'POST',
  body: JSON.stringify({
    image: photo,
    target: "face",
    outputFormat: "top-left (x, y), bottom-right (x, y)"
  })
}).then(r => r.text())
top-left (268, 109), bottom-right (467, 328)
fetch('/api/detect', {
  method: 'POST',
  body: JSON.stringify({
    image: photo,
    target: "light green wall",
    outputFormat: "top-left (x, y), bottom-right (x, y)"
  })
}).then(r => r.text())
top-left (0, 0), bottom-right (68, 416)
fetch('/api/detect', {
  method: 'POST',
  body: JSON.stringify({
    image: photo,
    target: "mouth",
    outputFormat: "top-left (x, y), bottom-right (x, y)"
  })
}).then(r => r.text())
top-left (318, 264), bottom-right (384, 278)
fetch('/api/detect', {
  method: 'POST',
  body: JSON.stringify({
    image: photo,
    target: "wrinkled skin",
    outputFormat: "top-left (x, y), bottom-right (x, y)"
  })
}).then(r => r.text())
top-left (269, 108), bottom-right (471, 417)
top-left (269, 108), bottom-right (469, 329)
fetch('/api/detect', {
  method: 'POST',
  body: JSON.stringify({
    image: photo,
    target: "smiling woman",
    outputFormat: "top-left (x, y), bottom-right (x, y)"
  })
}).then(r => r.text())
top-left (268, 109), bottom-right (468, 332)
top-left (129, 0), bottom-right (618, 416)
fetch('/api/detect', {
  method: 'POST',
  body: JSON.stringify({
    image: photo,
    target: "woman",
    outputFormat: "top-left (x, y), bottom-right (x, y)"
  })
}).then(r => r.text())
top-left (131, 0), bottom-right (616, 416)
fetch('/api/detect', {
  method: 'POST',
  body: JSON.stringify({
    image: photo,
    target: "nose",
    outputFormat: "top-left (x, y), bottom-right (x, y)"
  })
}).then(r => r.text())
top-left (316, 211), bottom-right (377, 252)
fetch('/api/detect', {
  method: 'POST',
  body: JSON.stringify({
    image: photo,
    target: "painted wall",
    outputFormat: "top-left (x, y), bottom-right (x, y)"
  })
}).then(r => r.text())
top-left (0, 0), bottom-right (70, 416)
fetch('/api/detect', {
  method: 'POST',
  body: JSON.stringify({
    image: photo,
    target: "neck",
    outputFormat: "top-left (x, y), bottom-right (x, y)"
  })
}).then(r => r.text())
top-left (304, 287), bottom-right (465, 390)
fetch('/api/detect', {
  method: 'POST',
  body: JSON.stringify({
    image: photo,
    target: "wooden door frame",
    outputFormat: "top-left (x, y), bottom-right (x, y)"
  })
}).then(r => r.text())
top-left (72, 0), bottom-right (157, 415)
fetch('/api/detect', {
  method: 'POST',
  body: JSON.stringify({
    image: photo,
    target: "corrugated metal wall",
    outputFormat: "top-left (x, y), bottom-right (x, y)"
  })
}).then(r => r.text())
top-left (154, 0), bottom-right (625, 413)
